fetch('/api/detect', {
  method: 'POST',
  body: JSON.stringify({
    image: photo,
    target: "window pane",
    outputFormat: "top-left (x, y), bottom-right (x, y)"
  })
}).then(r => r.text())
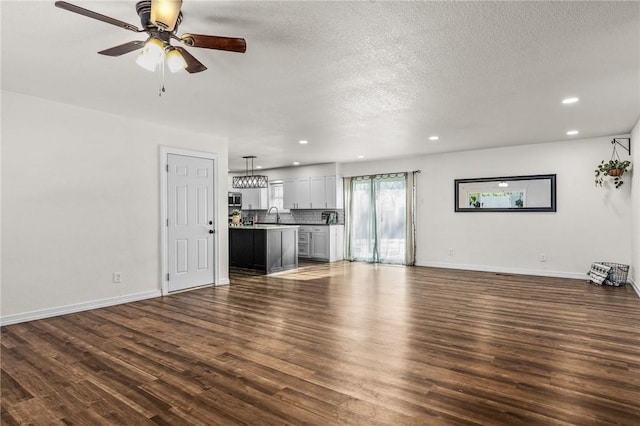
top-left (348, 175), bottom-right (406, 264)
top-left (374, 177), bottom-right (406, 264)
top-left (270, 182), bottom-right (284, 210)
top-left (351, 179), bottom-right (374, 261)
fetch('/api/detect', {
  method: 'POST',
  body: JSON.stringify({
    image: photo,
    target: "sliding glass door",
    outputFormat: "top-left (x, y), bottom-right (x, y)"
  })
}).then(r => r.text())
top-left (347, 173), bottom-right (410, 264)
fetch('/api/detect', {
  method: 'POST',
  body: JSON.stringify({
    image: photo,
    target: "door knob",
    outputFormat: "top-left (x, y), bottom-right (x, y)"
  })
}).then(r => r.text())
top-left (209, 230), bottom-right (214, 234)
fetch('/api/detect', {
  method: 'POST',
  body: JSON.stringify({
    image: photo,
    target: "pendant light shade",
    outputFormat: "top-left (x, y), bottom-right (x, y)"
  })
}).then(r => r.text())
top-left (232, 175), bottom-right (269, 189)
top-left (165, 47), bottom-right (187, 72)
top-left (150, 0), bottom-right (183, 31)
top-left (233, 156), bottom-right (268, 189)
top-left (136, 37), bottom-right (164, 72)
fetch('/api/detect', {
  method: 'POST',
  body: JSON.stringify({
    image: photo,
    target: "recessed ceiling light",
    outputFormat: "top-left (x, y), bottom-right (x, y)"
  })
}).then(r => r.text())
top-left (562, 97), bottom-right (579, 104)
top-left (255, 165), bottom-right (263, 169)
top-left (357, 155), bottom-right (365, 159)
top-left (298, 140), bottom-right (308, 145)
top-left (566, 130), bottom-right (579, 135)
top-left (429, 136), bottom-right (439, 141)
top-left (292, 161), bottom-right (300, 165)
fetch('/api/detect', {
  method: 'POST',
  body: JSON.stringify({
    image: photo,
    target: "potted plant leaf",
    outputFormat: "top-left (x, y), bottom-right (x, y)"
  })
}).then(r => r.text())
top-left (231, 209), bottom-right (241, 225)
top-left (594, 159), bottom-right (631, 189)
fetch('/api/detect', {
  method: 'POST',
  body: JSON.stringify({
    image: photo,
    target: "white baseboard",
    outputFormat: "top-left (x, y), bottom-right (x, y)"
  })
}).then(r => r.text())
top-left (416, 260), bottom-right (588, 281)
top-left (217, 278), bottom-right (230, 286)
top-left (629, 277), bottom-right (640, 298)
top-left (0, 290), bottom-right (162, 326)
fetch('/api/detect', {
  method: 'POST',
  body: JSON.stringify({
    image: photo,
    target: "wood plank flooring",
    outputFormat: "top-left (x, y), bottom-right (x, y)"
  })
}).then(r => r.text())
top-left (2, 261), bottom-right (639, 425)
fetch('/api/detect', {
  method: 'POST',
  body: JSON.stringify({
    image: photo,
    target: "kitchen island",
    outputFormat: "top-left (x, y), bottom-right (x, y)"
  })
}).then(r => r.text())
top-left (229, 224), bottom-right (299, 274)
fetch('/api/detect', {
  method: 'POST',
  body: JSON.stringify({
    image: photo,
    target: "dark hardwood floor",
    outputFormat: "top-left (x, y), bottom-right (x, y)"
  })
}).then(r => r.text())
top-left (2, 261), bottom-right (639, 425)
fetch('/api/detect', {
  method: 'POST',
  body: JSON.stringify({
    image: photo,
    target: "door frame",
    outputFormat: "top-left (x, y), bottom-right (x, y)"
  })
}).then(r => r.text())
top-left (160, 146), bottom-right (220, 295)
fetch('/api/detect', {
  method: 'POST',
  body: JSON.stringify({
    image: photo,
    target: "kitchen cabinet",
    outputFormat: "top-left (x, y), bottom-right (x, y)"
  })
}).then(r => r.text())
top-left (298, 225), bottom-right (344, 262)
top-left (310, 177), bottom-right (326, 209)
top-left (298, 230), bottom-right (310, 257)
top-left (324, 176), bottom-right (338, 209)
top-left (229, 225), bottom-right (299, 274)
top-left (283, 178), bottom-right (310, 209)
top-left (241, 187), bottom-right (268, 210)
top-left (229, 227), bottom-right (265, 269)
top-left (284, 176), bottom-right (342, 209)
top-left (310, 226), bottom-right (329, 259)
top-left (283, 179), bottom-right (296, 209)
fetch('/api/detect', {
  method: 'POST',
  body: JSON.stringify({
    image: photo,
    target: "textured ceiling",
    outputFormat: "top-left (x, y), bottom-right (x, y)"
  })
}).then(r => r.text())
top-left (2, 1), bottom-right (639, 171)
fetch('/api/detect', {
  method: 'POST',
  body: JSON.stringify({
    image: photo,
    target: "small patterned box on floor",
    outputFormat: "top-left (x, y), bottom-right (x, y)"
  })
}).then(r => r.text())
top-left (587, 262), bottom-right (629, 286)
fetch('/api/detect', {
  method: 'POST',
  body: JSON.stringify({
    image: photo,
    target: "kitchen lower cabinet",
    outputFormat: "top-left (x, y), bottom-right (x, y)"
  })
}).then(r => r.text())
top-left (298, 230), bottom-right (310, 257)
top-left (229, 227), bottom-right (265, 270)
top-left (310, 226), bottom-right (329, 259)
top-left (229, 226), bottom-right (298, 274)
top-left (298, 225), bottom-right (344, 262)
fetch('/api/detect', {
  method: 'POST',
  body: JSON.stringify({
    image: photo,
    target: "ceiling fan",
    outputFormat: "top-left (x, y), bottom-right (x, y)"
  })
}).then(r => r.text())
top-left (54, 0), bottom-right (246, 74)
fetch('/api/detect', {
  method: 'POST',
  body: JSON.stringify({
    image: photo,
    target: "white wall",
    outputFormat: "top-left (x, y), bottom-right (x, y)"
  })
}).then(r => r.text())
top-left (630, 119), bottom-right (640, 288)
top-left (1, 91), bottom-right (229, 324)
top-left (341, 136), bottom-right (632, 279)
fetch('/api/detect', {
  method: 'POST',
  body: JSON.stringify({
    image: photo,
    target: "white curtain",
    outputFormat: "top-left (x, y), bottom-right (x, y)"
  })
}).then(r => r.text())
top-left (345, 172), bottom-right (415, 265)
top-left (405, 171), bottom-right (416, 266)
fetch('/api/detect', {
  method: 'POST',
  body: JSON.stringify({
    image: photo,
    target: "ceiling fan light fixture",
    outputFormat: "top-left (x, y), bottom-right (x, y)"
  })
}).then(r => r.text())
top-left (144, 37), bottom-right (165, 60)
top-left (136, 50), bottom-right (158, 72)
top-left (166, 48), bottom-right (187, 72)
top-left (136, 37), bottom-right (164, 72)
top-left (150, 0), bottom-right (182, 31)
top-left (55, 0), bottom-right (247, 92)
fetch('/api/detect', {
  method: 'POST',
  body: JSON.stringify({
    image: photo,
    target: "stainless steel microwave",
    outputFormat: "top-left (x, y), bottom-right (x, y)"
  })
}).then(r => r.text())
top-left (228, 192), bottom-right (242, 207)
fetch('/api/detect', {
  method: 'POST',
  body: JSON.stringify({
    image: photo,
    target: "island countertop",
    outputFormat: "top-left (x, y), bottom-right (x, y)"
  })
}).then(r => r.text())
top-left (229, 224), bottom-right (300, 230)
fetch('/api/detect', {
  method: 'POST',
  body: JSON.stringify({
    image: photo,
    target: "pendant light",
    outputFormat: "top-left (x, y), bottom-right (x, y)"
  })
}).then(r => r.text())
top-left (232, 156), bottom-right (268, 189)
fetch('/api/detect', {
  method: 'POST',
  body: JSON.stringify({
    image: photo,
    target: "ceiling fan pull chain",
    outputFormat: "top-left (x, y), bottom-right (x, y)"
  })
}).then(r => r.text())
top-left (159, 58), bottom-right (166, 96)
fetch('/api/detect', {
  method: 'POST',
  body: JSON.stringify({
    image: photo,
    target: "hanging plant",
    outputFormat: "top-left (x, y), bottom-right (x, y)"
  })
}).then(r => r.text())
top-left (595, 160), bottom-right (631, 188)
top-left (594, 140), bottom-right (632, 188)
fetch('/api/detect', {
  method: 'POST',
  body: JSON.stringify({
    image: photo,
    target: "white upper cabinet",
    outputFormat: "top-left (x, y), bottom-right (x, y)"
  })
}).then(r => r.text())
top-left (283, 178), bottom-right (298, 209)
top-left (296, 178), bottom-right (311, 209)
top-left (325, 175), bottom-right (338, 209)
top-left (310, 177), bottom-right (325, 209)
top-left (284, 175), bottom-right (342, 209)
top-left (241, 187), bottom-right (268, 210)
top-left (284, 178), bottom-right (311, 209)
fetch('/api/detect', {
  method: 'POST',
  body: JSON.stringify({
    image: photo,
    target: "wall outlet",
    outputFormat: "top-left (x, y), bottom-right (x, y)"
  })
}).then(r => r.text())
top-left (448, 248), bottom-right (454, 256)
top-left (112, 272), bottom-right (122, 283)
top-left (539, 254), bottom-right (547, 262)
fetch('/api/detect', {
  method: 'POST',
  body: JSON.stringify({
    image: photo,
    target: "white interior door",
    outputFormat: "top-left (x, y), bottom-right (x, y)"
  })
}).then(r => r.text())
top-left (167, 154), bottom-right (215, 292)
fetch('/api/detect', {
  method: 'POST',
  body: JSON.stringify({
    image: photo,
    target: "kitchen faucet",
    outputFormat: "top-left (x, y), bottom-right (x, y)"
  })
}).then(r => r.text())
top-left (267, 206), bottom-right (280, 224)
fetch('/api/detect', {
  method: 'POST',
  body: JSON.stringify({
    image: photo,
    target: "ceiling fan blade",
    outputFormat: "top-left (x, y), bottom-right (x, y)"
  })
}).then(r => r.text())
top-left (54, 1), bottom-right (141, 33)
top-left (98, 41), bottom-right (146, 57)
top-left (179, 33), bottom-right (247, 53)
top-left (174, 47), bottom-right (207, 73)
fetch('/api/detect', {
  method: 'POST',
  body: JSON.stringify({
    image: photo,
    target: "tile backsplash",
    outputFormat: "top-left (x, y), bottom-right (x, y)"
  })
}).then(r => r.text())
top-left (241, 209), bottom-right (344, 225)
